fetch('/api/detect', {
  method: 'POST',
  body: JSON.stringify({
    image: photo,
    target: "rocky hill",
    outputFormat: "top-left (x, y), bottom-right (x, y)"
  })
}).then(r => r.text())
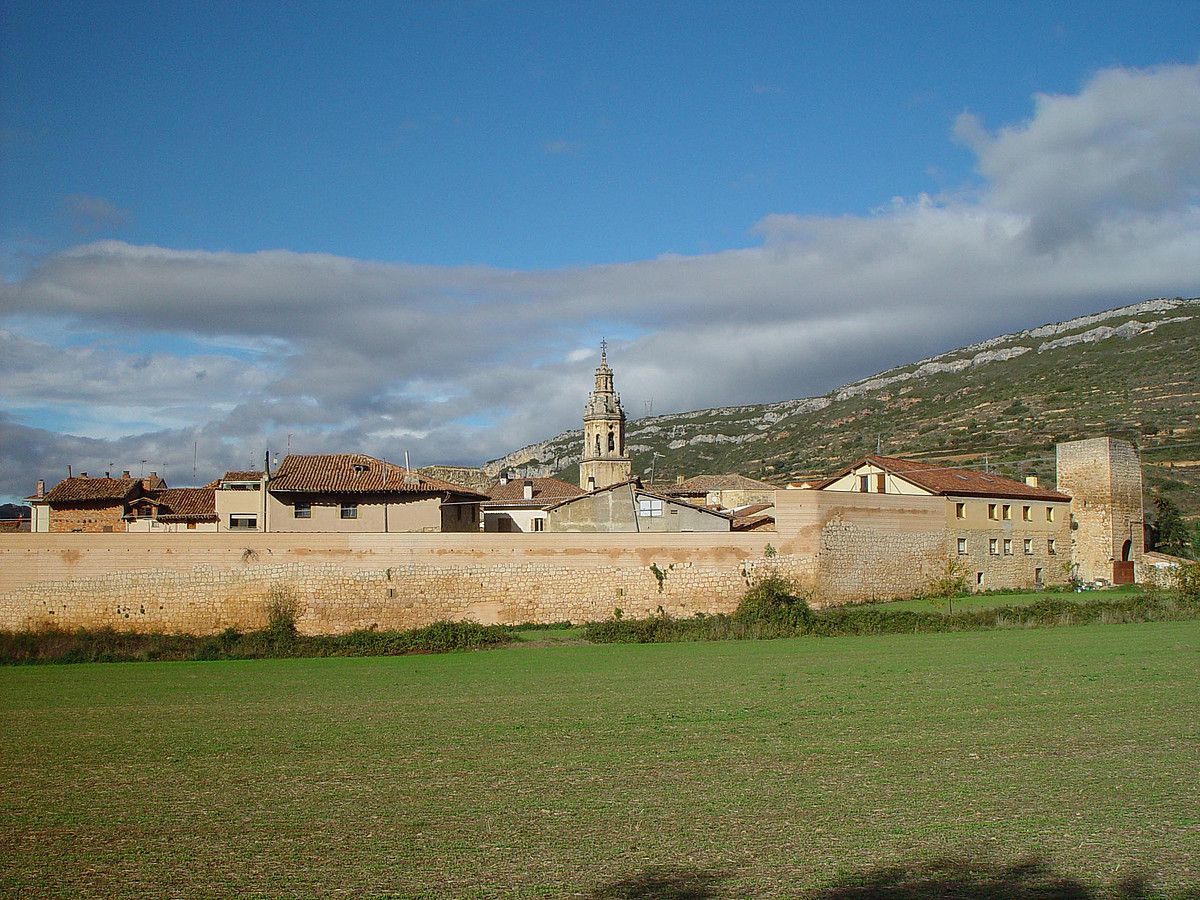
top-left (487, 296), bottom-right (1200, 516)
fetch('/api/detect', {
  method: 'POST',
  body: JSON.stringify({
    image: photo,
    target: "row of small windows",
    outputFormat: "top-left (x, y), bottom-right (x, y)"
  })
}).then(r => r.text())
top-left (957, 537), bottom-right (1056, 555)
top-left (955, 502), bottom-right (1056, 523)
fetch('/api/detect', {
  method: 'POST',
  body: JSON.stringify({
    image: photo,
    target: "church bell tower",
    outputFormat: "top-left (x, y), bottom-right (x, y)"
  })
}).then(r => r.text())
top-left (579, 340), bottom-right (632, 491)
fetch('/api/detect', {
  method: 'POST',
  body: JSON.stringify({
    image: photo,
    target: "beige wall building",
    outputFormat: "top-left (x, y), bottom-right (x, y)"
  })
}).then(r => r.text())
top-left (483, 476), bottom-right (584, 532)
top-left (546, 480), bottom-right (731, 533)
top-left (265, 454), bottom-right (485, 533)
top-left (809, 454), bottom-right (1073, 591)
top-left (1056, 437), bottom-right (1144, 584)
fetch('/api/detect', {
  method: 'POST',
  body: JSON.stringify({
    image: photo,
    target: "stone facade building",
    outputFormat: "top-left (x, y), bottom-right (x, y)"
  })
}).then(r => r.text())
top-left (578, 342), bottom-right (632, 491)
top-left (1056, 437), bottom-right (1144, 584)
top-left (808, 455), bottom-right (1074, 591)
top-left (28, 472), bottom-right (165, 533)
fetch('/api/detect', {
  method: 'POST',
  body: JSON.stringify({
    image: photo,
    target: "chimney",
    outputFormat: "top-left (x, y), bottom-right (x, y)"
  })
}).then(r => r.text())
top-left (587, 475), bottom-right (596, 491)
top-left (80, 472), bottom-right (88, 478)
top-left (675, 474), bottom-right (684, 486)
top-left (523, 479), bottom-right (534, 501)
top-left (499, 473), bottom-right (509, 485)
top-left (105, 471), bottom-right (111, 478)
top-left (122, 470), bottom-right (130, 479)
top-left (35, 479), bottom-right (45, 498)
top-left (1025, 475), bottom-right (1039, 487)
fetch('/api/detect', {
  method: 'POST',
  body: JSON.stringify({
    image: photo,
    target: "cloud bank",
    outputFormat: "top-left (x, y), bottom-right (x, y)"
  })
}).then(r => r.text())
top-left (2, 63), bottom-right (1199, 499)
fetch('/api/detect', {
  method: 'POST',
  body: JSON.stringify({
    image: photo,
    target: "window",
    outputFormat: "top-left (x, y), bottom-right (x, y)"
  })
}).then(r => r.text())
top-left (532, 517), bottom-right (545, 532)
top-left (989, 538), bottom-right (998, 555)
top-left (1002, 504), bottom-right (1012, 521)
top-left (955, 502), bottom-right (966, 520)
top-left (1046, 507), bottom-right (1055, 523)
top-left (1023, 538), bottom-right (1033, 555)
top-left (1003, 539), bottom-right (1013, 555)
top-left (608, 432), bottom-right (615, 452)
top-left (957, 537), bottom-right (967, 555)
top-left (186, 522), bottom-right (196, 530)
top-left (352, 464), bottom-right (368, 475)
top-left (637, 498), bottom-right (664, 517)
top-left (1047, 538), bottom-right (1057, 555)
top-left (976, 572), bottom-right (984, 586)
top-left (229, 514), bottom-right (257, 530)
top-left (1035, 567), bottom-right (1044, 586)
top-left (859, 474), bottom-right (869, 493)
top-left (875, 473), bottom-right (886, 494)
top-left (294, 502), bottom-right (311, 519)
top-left (340, 503), bottom-right (358, 520)
top-left (988, 503), bottom-right (998, 520)
top-left (1022, 505), bottom-right (1032, 522)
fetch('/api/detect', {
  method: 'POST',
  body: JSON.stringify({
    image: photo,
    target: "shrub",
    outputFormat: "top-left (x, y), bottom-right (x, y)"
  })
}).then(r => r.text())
top-left (734, 576), bottom-right (814, 630)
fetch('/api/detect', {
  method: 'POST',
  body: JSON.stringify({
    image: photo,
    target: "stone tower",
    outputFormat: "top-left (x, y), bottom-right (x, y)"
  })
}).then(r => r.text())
top-left (1056, 437), bottom-right (1144, 584)
top-left (579, 341), bottom-right (632, 491)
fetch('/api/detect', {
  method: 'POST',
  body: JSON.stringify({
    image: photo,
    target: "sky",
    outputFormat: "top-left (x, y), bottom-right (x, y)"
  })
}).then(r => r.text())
top-left (1, 1), bottom-right (1199, 502)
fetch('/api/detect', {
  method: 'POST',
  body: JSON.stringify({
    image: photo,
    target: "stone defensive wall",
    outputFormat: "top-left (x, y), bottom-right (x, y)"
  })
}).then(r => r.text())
top-left (0, 492), bottom-right (948, 634)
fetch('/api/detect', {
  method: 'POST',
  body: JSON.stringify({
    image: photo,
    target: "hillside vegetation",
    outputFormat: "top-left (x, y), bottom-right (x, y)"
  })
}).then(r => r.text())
top-left (488, 296), bottom-right (1200, 516)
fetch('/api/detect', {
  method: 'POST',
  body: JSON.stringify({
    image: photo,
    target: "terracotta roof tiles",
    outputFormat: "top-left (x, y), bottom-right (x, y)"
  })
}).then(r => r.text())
top-left (486, 477), bottom-right (584, 504)
top-left (820, 455), bottom-right (1071, 501)
top-left (267, 454), bottom-right (488, 498)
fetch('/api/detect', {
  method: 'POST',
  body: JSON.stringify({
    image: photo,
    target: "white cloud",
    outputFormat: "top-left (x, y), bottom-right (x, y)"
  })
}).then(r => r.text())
top-left (2, 62), bottom-right (1199, 499)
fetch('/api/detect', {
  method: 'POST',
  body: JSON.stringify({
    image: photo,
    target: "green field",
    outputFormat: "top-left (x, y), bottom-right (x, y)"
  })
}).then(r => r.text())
top-left (851, 585), bottom-right (1142, 614)
top-left (2, 621), bottom-right (1198, 898)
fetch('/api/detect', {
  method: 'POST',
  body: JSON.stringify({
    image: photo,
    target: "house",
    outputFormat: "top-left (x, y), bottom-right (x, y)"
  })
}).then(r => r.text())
top-left (658, 473), bottom-right (779, 510)
top-left (482, 476), bottom-right (584, 532)
top-left (810, 454), bottom-right (1073, 590)
top-left (27, 471), bottom-right (165, 533)
top-left (264, 453), bottom-right (486, 533)
top-left (213, 471), bottom-right (268, 532)
top-left (543, 479), bottom-right (732, 533)
top-left (125, 488), bottom-right (219, 532)
top-left (729, 502), bottom-right (775, 532)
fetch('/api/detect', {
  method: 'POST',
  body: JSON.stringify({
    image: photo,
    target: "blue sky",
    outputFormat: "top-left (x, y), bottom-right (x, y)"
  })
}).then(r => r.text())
top-left (1, 2), bottom-right (1199, 500)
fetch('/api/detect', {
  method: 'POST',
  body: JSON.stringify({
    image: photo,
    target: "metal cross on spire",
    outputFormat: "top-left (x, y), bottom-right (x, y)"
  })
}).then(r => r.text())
top-left (600, 337), bottom-right (608, 361)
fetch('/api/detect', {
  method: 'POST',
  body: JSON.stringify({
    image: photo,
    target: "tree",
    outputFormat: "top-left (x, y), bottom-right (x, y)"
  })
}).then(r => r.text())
top-left (1152, 496), bottom-right (1191, 557)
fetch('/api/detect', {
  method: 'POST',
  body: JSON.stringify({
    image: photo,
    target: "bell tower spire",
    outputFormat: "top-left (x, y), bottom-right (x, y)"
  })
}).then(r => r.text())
top-left (579, 339), bottom-right (632, 491)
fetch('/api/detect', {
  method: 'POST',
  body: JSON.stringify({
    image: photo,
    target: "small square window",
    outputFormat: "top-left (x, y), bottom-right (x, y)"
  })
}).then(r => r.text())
top-left (1003, 539), bottom-right (1013, 555)
top-left (957, 537), bottom-right (967, 555)
top-left (340, 503), bottom-right (358, 519)
top-left (955, 502), bottom-right (966, 520)
top-left (294, 502), bottom-right (311, 519)
top-left (637, 498), bottom-right (664, 517)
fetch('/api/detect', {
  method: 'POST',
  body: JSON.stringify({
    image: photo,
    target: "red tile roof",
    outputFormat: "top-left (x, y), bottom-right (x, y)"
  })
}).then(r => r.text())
top-left (222, 471), bottom-right (264, 482)
top-left (819, 455), bottom-right (1071, 501)
top-left (267, 454), bottom-right (488, 498)
top-left (486, 477), bottom-right (584, 505)
top-left (153, 488), bottom-right (218, 522)
top-left (672, 474), bottom-right (779, 493)
top-left (38, 476), bottom-right (146, 504)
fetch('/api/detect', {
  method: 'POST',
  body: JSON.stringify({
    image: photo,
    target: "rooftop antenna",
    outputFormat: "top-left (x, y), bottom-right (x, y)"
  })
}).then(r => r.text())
top-left (140, 459), bottom-right (147, 476)
top-left (193, 441), bottom-right (198, 481)
top-left (600, 337), bottom-right (608, 362)
top-left (404, 450), bottom-right (411, 471)
top-left (287, 432), bottom-right (293, 455)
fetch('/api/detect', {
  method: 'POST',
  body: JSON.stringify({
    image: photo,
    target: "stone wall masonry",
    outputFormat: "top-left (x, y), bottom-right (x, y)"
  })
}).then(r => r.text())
top-left (0, 532), bottom-right (819, 634)
top-left (0, 488), bottom-right (1075, 635)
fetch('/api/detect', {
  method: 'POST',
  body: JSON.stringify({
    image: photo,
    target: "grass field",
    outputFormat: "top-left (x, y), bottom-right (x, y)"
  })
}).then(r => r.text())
top-left (850, 585), bottom-right (1142, 614)
top-left (2, 621), bottom-right (1198, 898)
